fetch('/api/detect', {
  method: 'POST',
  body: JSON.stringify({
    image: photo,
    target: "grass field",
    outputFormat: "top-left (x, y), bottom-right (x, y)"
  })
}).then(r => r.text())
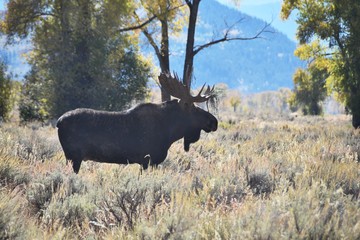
top-left (0, 112), bottom-right (359, 239)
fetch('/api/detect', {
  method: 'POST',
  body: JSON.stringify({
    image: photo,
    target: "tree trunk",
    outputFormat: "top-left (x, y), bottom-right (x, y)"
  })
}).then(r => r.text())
top-left (352, 112), bottom-right (360, 129)
top-left (140, 15), bottom-right (171, 102)
top-left (160, 19), bottom-right (171, 101)
top-left (351, 90), bottom-right (360, 129)
top-left (183, 0), bottom-right (201, 89)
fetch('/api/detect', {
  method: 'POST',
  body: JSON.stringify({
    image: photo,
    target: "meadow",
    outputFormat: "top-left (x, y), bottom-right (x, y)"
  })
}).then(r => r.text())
top-left (0, 101), bottom-right (359, 239)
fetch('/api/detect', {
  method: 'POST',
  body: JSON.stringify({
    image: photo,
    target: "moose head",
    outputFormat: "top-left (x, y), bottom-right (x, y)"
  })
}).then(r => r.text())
top-left (158, 72), bottom-right (218, 151)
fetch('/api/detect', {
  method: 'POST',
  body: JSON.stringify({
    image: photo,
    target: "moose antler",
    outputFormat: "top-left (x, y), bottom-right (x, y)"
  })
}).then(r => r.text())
top-left (158, 72), bottom-right (189, 101)
top-left (159, 72), bottom-right (215, 104)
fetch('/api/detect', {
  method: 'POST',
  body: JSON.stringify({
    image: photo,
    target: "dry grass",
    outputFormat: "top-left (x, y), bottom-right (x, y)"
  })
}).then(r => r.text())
top-left (0, 112), bottom-right (359, 239)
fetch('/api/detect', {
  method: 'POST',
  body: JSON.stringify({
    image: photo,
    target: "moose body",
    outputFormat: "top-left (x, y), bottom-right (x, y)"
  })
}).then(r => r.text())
top-left (57, 99), bottom-right (217, 173)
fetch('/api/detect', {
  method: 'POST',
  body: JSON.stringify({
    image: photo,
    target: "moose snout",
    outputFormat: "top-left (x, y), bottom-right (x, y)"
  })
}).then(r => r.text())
top-left (211, 119), bottom-right (218, 131)
top-left (204, 118), bottom-right (218, 132)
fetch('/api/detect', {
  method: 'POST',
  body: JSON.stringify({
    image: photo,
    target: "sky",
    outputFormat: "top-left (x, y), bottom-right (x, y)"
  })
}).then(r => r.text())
top-left (0, 0), bottom-right (298, 40)
top-left (217, 0), bottom-right (298, 41)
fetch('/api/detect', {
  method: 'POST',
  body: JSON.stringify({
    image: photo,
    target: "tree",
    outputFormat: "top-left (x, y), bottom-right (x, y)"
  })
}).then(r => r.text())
top-left (289, 66), bottom-right (328, 115)
top-left (0, 61), bottom-right (12, 121)
top-left (289, 41), bottom-right (329, 115)
top-left (230, 97), bottom-right (241, 112)
top-left (18, 67), bottom-right (49, 123)
top-left (226, 89), bottom-right (241, 112)
top-left (281, 0), bottom-right (360, 128)
top-left (130, 0), bottom-right (186, 101)
top-left (129, 0), bottom-right (270, 100)
top-left (1, 0), bottom-right (150, 119)
top-left (182, 0), bottom-right (271, 89)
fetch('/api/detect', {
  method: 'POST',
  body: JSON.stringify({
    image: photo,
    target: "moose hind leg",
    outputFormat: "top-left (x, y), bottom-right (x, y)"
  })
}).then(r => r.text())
top-left (72, 159), bottom-right (82, 174)
top-left (64, 149), bottom-right (83, 174)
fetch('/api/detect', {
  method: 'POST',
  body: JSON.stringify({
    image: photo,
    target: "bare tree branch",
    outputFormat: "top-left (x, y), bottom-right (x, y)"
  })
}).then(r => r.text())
top-left (193, 21), bottom-right (273, 56)
top-left (118, 14), bottom-right (157, 32)
top-left (131, 12), bottom-right (161, 59)
top-left (118, 4), bottom-right (185, 33)
top-left (37, 11), bottom-right (58, 18)
top-left (143, 29), bottom-right (162, 59)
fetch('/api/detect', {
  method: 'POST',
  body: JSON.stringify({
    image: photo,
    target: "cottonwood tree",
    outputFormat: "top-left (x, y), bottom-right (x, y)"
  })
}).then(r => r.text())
top-left (1, 0), bottom-right (150, 119)
top-left (282, 0), bottom-right (360, 128)
top-left (127, 0), bottom-right (186, 101)
top-left (288, 41), bottom-right (329, 115)
top-left (129, 0), bottom-right (271, 101)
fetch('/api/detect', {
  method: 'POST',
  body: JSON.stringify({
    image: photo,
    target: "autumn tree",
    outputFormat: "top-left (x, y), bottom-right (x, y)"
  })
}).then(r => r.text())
top-left (130, 0), bottom-right (270, 101)
top-left (282, 0), bottom-right (360, 128)
top-left (288, 41), bottom-right (329, 115)
top-left (226, 89), bottom-right (241, 112)
top-left (1, 0), bottom-right (150, 119)
top-left (128, 0), bottom-right (186, 101)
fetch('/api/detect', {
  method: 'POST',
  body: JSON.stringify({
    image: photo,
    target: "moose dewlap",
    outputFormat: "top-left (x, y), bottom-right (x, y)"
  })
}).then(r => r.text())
top-left (57, 73), bottom-right (218, 173)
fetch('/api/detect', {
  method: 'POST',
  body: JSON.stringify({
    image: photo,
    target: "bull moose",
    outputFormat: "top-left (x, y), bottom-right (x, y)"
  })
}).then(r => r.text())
top-left (57, 72), bottom-right (218, 173)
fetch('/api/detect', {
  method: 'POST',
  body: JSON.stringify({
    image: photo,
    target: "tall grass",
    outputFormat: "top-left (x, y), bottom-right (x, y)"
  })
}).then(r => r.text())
top-left (0, 114), bottom-right (359, 239)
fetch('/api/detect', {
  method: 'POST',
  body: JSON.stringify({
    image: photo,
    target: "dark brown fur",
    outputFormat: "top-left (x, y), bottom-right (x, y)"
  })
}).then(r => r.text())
top-left (57, 100), bottom-right (217, 173)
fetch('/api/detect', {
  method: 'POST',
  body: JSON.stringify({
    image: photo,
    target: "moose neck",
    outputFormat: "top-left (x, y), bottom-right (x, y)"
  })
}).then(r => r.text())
top-left (163, 101), bottom-right (190, 146)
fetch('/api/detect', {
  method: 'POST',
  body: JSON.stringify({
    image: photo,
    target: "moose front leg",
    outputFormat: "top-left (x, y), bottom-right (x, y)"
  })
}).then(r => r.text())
top-left (142, 154), bottom-right (151, 170)
top-left (148, 150), bottom-right (168, 168)
top-left (139, 149), bottom-right (168, 171)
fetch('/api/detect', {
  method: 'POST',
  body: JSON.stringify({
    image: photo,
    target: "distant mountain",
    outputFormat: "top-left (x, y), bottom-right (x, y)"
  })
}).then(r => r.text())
top-left (0, 10), bottom-right (31, 78)
top-left (0, 39), bottom-right (31, 78)
top-left (230, 0), bottom-right (298, 41)
top-left (0, 0), bottom-right (303, 92)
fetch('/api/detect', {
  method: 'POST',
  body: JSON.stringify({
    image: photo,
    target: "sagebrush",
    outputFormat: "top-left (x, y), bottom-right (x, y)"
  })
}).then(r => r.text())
top-left (0, 114), bottom-right (359, 239)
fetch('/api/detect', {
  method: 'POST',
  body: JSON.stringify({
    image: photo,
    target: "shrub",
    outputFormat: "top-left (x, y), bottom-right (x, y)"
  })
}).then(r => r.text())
top-left (0, 124), bottom-right (61, 162)
top-left (94, 171), bottom-right (175, 231)
top-left (66, 174), bottom-right (88, 196)
top-left (0, 193), bottom-right (27, 239)
top-left (16, 129), bottom-right (61, 162)
top-left (42, 194), bottom-right (95, 229)
top-left (1, 107), bottom-right (360, 238)
top-left (27, 171), bottom-right (64, 216)
top-left (247, 170), bottom-right (275, 195)
top-left (0, 154), bottom-right (31, 188)
top-left (102, 181), bottom-right (147, 230)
